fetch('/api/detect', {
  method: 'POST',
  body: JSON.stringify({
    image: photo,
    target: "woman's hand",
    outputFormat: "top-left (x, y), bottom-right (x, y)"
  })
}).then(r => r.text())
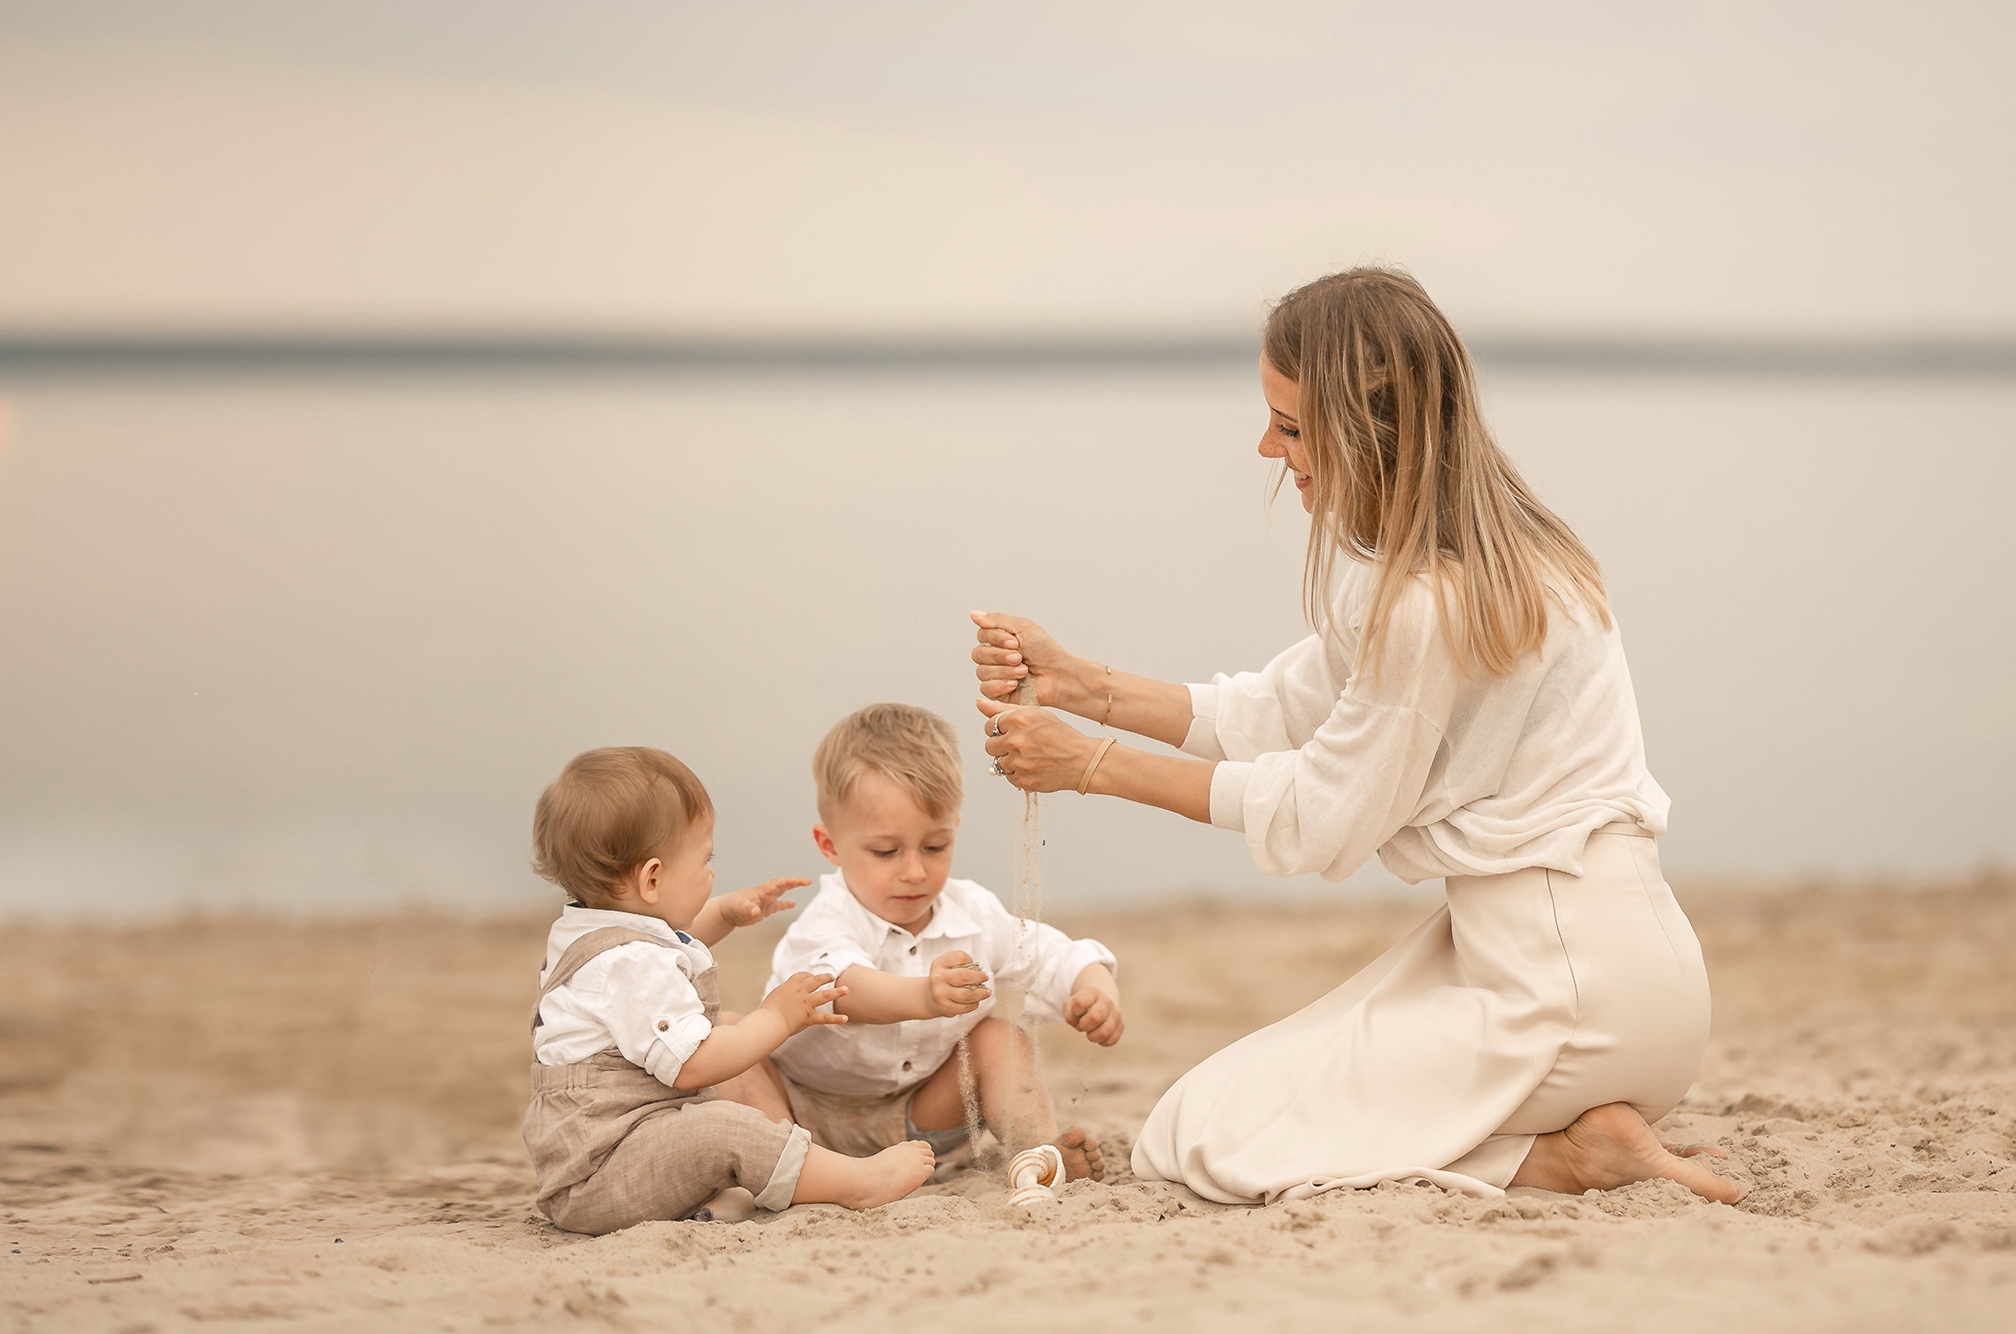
top-left (971, 611), bottom-right (1093, 711)
top-left (977, 697), bottom-right (1101, 793)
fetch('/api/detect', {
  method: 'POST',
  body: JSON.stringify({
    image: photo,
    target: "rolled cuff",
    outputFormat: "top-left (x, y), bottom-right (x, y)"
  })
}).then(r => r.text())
top-left (752, 1123), bottom-right (813, 1212)
top-left (641, 1013), bottom-right (716, 1088)
top-left (1208, 760), bottom-right (1251, 833)
top-left (806, 949), bottom-right (880, 1014)
top-left (1179, 683), bottom-right (1226, 760)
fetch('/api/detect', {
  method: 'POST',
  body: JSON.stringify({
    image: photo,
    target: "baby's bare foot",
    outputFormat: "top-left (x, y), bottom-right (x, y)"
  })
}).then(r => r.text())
top-left (840, 1141), bottom-right (935, 1210)
top-left (1053, 1126), bottom-right (1105, 1182)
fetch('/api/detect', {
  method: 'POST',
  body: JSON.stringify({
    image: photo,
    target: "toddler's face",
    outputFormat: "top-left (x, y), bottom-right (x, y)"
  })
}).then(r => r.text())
top-left (814, 772), bottom-right (958, 935)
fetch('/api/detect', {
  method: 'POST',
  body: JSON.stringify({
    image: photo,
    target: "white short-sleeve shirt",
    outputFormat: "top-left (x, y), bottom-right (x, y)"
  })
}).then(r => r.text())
top-left (532, 906), bottom-right (717, 1090)
top-left (767, 873), bottom-right (1116, 1098)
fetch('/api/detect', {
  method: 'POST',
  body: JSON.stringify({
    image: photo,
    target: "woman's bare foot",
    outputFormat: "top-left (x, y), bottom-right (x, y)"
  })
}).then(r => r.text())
top-left (793, 1141), bottom-right (936, 1210)
top-left (1510, 1103), bottom-right (1746, 1204)
top-left (1053, 1127), bottom-right (1105, 1182)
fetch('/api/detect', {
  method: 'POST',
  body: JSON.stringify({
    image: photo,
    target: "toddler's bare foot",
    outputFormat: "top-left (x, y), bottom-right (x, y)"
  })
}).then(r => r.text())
top-left (1053, 1126), bottom-right (1105, 1182)
top-left (843, 1141), bottom-right (936, 1210)
top-left (1511, 1103), bottom-right (1746, 1204)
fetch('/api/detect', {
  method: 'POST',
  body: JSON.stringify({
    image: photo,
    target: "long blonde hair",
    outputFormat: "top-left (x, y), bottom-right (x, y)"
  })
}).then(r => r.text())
top-left (1263, 267), bottom-right (1608, 680)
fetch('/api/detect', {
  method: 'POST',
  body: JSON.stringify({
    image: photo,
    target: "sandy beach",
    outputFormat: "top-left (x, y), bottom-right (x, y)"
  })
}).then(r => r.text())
top-left (3, 873), bottom-right (2012, 1332)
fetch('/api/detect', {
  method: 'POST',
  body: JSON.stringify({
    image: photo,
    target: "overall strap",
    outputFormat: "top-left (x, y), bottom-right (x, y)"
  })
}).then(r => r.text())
top-left (530, 926), bottom-right (681, 1032)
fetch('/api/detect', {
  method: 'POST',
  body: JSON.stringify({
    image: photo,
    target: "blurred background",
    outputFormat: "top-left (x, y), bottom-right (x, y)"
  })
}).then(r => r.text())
top-left (1, 0), bottom-right (2011, 921)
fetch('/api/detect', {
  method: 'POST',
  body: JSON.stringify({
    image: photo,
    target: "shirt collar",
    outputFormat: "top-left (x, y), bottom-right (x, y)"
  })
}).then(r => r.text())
top-left (821, 871), bottom-right (980, 941)
top-left (557, 903), bottom-right (694, 946)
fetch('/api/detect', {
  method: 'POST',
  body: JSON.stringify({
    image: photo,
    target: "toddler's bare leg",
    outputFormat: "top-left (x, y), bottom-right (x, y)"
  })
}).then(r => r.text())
top-left (790, 1142), bottom-right (934, 1209)
top-left (910, 1017), bottom-right (1104, 1181)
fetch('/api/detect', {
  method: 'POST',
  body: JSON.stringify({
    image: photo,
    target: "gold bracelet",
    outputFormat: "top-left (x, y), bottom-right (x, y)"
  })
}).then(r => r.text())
top-left (1077, 736), bottom-right (1118, 795)
top-left (1100, 664), bottom-right (1115, 728)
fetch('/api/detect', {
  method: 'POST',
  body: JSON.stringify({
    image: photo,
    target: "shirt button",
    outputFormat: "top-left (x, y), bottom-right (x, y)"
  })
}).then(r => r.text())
top-left (656, 1020), bottom-right (669, 1032)
top-left (908, 945), bottom-right (918, 956)
top-left (902, 1060), bottom-right (913, 1072)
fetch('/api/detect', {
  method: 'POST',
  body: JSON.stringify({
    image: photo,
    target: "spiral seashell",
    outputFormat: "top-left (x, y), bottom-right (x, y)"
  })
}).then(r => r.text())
top-left (1006, 1143), bottom-right (1065, 1207)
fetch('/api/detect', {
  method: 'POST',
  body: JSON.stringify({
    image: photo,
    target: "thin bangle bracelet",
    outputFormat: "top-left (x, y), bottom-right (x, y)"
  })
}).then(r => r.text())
top-left (1100, 664), bottom-right (1115, 728)
top-left (1077, 736), bottom-right (1118, 795)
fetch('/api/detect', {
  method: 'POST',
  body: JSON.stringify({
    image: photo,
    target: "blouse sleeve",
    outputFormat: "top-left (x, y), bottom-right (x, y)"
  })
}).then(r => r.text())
top-left (1180, 632), bottom-right (1344, 763)
top-left (1201, 586), bottom-right (1461, 882)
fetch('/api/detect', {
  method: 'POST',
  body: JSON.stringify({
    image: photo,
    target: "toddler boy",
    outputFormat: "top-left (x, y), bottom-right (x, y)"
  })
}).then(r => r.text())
top-left (765, 705), bottom-right (1122, 1179)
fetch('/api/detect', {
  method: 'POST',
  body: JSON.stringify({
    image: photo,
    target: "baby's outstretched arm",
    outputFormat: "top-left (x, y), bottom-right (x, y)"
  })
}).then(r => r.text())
top-left (1061, 963), bottom-right (1123, 1046)
top-left (833, 951), bottom-right (991, 1024)
top-left (672, 971), bottom-right (845, 1091)
top-left (689, 877), bottom-right (810, 947)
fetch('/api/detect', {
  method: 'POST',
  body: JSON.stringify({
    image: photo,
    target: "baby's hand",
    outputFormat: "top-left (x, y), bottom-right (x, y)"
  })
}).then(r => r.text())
top-left (762, 971), bottom-right (850, 1036)
top-left (717, 877), bottom-right (810, 929)
top-left (1063, 978), bottom-right (1124, 1046)
top-left (927, 950), bottom-right (991, 1018)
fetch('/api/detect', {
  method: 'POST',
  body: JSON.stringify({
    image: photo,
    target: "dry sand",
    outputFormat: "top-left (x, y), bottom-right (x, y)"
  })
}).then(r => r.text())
top-left (3, 874), bottom-right (2013, 1332)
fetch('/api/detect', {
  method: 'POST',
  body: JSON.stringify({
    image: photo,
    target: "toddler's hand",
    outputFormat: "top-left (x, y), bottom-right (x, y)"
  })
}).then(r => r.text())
top-left (762, 971), bottom-right (850, 1036)
top-left (927, 950), bottom-right (991, 1018)
top-left (1063, 983), bottom-right (1124, 1046)
top-left (717, 877), bottom-right (810, 928)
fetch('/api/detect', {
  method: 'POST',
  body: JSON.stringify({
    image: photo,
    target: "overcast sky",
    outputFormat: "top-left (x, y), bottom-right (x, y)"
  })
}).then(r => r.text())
top-left (2, 1), bottom-right (2011, 335)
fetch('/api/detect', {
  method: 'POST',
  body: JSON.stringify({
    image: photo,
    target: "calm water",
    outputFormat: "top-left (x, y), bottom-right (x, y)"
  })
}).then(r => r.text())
top-left (2, 366), bottom-right (2011, 921)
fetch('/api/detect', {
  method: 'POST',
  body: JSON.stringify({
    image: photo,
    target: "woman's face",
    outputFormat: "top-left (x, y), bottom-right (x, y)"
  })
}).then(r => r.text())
top-left (1257, 358), bottom-right (1314, 511)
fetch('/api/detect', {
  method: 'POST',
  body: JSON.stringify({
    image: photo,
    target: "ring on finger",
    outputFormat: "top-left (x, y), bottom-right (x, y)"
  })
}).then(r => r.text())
top-left (989, 715), bottom-right (1004, 737)
top-left (988, 760), bottom-right (1004, 776)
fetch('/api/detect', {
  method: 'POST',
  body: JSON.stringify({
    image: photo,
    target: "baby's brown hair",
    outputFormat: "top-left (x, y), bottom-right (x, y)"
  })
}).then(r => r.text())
top-left (533, 746), bottom-right (712, 905)
top-left (813, 704), bottom-right (962, 825)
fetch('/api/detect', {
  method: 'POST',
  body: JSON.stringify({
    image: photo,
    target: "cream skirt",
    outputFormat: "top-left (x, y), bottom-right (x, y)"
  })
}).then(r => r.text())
top-left (1130, 828), bottom-right (1710, 1203)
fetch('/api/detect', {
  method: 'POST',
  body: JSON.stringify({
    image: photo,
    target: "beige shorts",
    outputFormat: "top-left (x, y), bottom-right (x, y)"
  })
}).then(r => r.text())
top-left (779, 1075), bottom-right (975, 1161)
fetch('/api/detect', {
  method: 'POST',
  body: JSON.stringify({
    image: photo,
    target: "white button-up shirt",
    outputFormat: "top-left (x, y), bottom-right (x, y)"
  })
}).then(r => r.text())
top-left (531, 906), bottom-right (716, 1090)
top-left (767, 873), bottom-right (1117, 1098)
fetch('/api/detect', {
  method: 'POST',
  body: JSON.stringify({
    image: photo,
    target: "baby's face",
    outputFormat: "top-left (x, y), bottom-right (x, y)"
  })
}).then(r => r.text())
top-left (815, 773), bottom-right (958, 935)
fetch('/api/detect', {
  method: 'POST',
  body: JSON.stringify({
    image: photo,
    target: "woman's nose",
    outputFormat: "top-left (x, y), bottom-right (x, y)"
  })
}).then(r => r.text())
top-left (1257, 429), bottom-right (1284, 459)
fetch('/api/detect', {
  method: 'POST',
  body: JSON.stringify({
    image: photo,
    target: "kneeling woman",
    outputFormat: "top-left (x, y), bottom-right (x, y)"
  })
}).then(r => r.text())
top-left (972, 267), bottom-right (1741, 1205)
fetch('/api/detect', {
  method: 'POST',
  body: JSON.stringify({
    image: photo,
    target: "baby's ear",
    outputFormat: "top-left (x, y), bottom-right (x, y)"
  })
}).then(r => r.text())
top-left (632, 858), bottom-right (664, 906)
top-left (810, 824), bottom-right (842, 865)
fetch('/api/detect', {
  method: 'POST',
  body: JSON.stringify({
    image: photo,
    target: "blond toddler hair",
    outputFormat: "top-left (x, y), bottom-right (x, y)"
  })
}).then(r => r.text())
top-left (813, 704), bottom-right (963, 824)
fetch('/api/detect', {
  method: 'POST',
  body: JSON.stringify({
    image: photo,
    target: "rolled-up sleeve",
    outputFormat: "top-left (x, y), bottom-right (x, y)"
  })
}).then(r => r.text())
top-left (597, 945), bottom-right (714, 1088)
top-left (770, 897), bottom-right (879, 1014)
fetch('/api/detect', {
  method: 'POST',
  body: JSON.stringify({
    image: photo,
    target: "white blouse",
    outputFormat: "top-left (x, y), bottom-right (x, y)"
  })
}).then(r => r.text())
top-left (1184, 560), bottom-right (1669, 885)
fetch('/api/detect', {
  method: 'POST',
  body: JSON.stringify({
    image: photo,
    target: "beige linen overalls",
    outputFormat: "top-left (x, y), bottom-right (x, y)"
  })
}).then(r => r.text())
top-left (522, 926), bottom-right (811, 1234)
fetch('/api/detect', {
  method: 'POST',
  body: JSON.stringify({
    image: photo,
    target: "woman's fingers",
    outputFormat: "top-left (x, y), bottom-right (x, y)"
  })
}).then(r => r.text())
top-left (970, 609), bottom-right (1032, 639)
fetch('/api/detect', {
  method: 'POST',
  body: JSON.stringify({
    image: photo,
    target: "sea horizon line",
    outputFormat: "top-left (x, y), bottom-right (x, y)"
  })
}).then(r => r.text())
top-left (3, 329), bottom-right (2013, 378)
